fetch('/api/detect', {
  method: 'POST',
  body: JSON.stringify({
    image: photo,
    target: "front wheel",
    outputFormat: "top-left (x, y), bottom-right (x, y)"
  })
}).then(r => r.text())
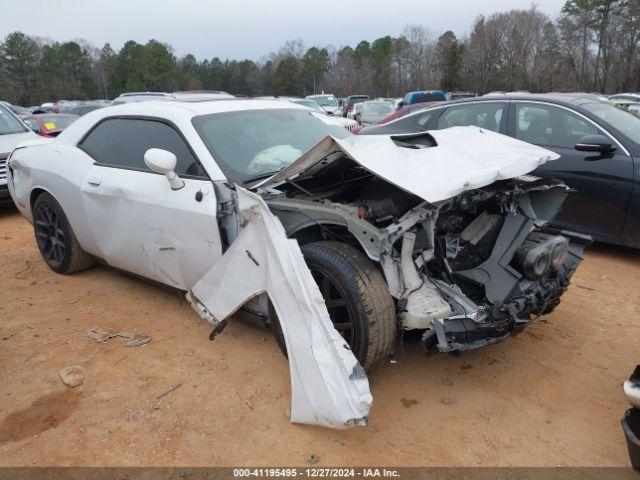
top-left (32, 192), bottom-right (93, 274)
top-left (271, 241), bottom-right (396, 372)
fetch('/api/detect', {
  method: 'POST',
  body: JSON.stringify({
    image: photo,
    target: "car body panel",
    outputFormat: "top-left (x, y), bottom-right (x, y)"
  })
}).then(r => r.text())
top-left (80, 164), bottom-right (221, 290)
top-left (623, 365), bottom-right (640, 470)
top-left (0, 103), bottom-right (38, 201)
top-left (257, 126), bottom-right (559, 204)
top-left (0, 131), bottom-right (36, 156)
top-left (626, 379), bottom-right (640, 410)
top-left (621, 157), bottom-right (640, 243)
top-left (187, 187), bottom-right (371, 428)
top-left (9, 142), bottom-right (106, 248)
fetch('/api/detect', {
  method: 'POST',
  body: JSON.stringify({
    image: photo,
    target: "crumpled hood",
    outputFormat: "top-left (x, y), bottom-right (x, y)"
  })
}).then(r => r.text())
top-left (255, 126), bottom-right (560, 204)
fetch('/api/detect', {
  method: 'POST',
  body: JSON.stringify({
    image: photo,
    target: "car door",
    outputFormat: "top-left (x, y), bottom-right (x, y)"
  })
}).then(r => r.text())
top-left (508, 101), bottom-right (634, 239)
top-left (78, 117), bottom-right (223, 290)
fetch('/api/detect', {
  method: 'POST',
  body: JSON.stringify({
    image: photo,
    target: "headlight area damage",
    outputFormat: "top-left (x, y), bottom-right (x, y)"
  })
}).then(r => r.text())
top-left (187, 126), bottom-right (585, 429)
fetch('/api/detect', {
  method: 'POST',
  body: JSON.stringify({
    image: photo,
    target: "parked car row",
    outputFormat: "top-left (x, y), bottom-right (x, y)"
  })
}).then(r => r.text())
top-left (20, 114), bottom-right (79, 138)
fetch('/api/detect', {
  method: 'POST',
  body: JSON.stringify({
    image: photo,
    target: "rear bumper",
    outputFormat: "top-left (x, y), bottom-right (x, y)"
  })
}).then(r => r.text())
top-left (622, 408), bottom-right (640, 471)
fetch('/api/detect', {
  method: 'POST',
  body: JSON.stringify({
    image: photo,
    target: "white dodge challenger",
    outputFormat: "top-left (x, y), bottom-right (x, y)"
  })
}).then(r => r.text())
top-left (7, 98), bottom-right (584, 428)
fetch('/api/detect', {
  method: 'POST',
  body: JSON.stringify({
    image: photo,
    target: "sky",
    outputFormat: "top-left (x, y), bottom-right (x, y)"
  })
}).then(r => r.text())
top-left (1, 0), bottom-right (565, 60)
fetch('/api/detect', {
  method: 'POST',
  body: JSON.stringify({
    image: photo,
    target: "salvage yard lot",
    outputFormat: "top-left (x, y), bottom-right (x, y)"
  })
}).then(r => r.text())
top-left (0, 203), bottom-right (637, 467)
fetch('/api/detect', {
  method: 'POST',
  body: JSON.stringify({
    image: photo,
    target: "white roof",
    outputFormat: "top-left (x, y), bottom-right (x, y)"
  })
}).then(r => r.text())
top-left (102, 98), bottom-right (308, 117)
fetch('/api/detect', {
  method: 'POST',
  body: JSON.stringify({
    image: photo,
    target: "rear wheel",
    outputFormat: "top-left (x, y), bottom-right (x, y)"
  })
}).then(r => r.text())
top-left (32, 192), bottom-right (93, 274)
top-left (271, 241), bottom-right (396, 372)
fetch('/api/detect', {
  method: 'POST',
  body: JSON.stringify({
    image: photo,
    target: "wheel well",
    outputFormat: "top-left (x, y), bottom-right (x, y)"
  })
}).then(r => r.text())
top-left (291, 224), bottom-right (362, 250)
top-left (30, 188), bottom-right (47, 212)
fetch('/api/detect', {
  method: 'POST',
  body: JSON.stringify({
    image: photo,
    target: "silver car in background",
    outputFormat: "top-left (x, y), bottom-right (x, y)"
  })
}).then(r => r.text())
top-left (306, 94), bottom-right (342, 116)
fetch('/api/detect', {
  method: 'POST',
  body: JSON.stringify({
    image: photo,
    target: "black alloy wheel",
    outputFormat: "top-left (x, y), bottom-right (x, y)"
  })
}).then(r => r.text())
top-left (34, 200), bottom-right (66, 269)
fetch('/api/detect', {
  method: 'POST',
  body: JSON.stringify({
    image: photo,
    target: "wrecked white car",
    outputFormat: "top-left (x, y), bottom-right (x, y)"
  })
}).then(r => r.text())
top-left (7, 99), bottom-right (583, 428)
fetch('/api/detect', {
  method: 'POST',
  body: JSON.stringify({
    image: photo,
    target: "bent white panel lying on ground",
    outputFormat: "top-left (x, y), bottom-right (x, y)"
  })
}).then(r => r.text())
top-left (186, 187), bottom-right (372, 429)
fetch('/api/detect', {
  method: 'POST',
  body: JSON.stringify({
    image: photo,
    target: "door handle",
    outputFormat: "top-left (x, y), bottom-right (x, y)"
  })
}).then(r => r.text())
top-left (87, 177), bottom-right (102, 186)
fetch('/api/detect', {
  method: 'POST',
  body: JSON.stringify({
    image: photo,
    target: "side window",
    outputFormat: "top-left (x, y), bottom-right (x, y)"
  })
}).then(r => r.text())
top-left (437, 103), bottom-right (505, 132)
top-left (79, 118), bottom-right (207, 178)
top-left (391, 110), bottom-right (435, 132)
top-left (409, 110), bottom-right (435, 130)
top-left (515, 103), bottom-right (600, 149)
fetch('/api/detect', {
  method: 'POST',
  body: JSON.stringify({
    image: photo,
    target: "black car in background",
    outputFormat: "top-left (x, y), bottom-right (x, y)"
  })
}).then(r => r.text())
top-left (359, 93), bottom-right (640, 249)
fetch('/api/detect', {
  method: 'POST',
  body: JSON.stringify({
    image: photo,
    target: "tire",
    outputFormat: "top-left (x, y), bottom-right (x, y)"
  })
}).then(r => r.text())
top-left (32, 192), bottom-right (93, 274)
top-left (271, 241), bottom-right (396, 372)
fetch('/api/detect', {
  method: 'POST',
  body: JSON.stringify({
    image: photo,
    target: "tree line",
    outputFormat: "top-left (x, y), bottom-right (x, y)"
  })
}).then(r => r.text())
top-left (2, 0), bottom-right (640, 106)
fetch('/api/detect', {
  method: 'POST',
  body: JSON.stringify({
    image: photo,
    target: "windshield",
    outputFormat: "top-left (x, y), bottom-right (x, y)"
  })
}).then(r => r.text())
top-left (310, 96), bottom-right (337, 107)
top-left (582, 101), bottom-right (640, 147)
top-left (39, 115), bottom-right (78, 131)
top-left (0, 105), bottom-right (27, 135)
top-left (360, 101), bottom-right (396, 123)
top-left (193, 109), bottom-right (350, 183)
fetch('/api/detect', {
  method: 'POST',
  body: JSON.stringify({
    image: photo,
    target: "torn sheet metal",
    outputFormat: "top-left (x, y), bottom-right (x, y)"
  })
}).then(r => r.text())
top-left (254, 126), bottom-right (560, 204)
top-left (187, 187), bottom-right (372, 429)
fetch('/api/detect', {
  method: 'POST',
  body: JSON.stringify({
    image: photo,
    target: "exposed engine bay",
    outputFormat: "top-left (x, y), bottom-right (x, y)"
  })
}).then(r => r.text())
top-left (257, 153), bottom-right (584, 354)
top-left (197, 127), bottom-right (583, 428)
